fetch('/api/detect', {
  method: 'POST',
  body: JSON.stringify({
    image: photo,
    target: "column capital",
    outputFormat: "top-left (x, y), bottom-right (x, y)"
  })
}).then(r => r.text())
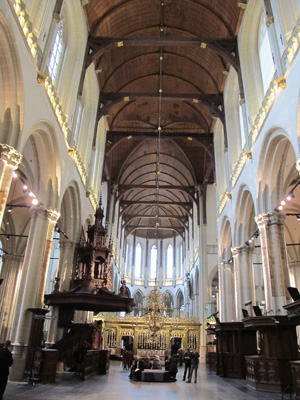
top-left (296, 158), bottom-right (300, 175)
top-left (31, 206), bottom-right (60, 222)
top-left (2, 254), bottom-right (24, 263)
top-left (0, 144), bottom-right (22, 169)
top-left (231, 244), bottom-right (253, 257)
top-left (255, 211), bottom-right (285, 227)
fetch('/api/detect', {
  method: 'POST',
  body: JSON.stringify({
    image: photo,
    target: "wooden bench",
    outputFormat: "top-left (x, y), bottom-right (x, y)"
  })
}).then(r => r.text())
top-left (141, 369), bottom-right (171, 382)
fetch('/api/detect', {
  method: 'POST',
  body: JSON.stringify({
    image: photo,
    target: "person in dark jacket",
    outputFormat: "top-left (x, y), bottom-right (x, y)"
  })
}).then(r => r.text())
top-left (169, 353), bottom-right (178, 381)
top-left (129, 357), bottom-right (145, 381)
top-left (186, 349), bottom-right (199, 383)
top-left (0, 340), bottom-right (13, 400)
top-left (182, 349), bottom-right (191, 381)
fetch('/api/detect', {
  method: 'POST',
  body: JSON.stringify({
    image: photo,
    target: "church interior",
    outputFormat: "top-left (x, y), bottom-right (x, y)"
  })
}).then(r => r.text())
top-left (1, 0), bottom-right (300, 397)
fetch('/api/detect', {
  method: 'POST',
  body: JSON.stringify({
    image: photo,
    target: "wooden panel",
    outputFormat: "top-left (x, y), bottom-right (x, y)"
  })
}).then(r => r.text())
top-left (245, 356), bottom-right (294, 393)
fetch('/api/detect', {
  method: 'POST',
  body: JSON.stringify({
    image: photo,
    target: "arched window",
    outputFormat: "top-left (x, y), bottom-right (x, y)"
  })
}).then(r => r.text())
top-left (166, 244), bottom-right (173, 279)
top-left (48, 20), bottom-right (64, 84)
top-left (150, 245), bottom-right (157, 279)
top-left (258, 13), bottom-right (275, 94)
top-left (135, 243), bottom-right (142, 278)
top-left (73, 100), bottom-right (83, 145)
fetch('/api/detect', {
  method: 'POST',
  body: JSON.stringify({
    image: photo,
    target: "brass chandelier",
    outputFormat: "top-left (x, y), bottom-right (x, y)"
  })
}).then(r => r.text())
top-left (145, 284), bottom-right (166, 338)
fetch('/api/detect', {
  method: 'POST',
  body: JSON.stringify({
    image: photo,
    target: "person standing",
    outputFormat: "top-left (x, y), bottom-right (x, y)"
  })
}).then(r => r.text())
top-left (178, 348), bottom-right (184, 366)
top-left (182, 348), bottom-right (191, 381)
top-left (186, 349), bottom-right (199, 383)
top-left (169, 353), bottom-right (178, 381)
top-left (0, 340), bottom-right (13, 400)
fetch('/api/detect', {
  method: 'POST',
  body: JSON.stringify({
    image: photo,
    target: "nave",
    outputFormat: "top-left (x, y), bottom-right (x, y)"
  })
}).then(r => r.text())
top-left (4, 360), bottom-right (283, 400)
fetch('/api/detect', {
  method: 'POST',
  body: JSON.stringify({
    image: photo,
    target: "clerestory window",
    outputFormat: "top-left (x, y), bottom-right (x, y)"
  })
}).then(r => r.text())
top-left (150, 245), bottom-right (157, 279)
top-left (135, 243), bottom-right (141, 278)
top-left (166, 244), bottom-right (173, 279)
top-left (48, 20), bottom-right (64, 84)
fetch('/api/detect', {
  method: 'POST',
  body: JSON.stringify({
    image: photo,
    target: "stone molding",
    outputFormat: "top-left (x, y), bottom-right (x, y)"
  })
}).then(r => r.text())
top-left (231, 244), bottom-right (253, 257)
top-left (255, 211), bottom-right (285, 227)
top-left (0, 144), bottom-right (22, 169)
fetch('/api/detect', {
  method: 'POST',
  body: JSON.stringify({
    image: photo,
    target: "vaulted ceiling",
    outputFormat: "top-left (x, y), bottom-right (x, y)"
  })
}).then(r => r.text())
top-left (82, 0), bottom-right (244, 239)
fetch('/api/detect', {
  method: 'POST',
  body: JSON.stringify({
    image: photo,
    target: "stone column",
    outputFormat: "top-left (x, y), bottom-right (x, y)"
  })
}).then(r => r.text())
top-left (231, 245), bottom-right (255, 321)
top-left (255, 211), bottom-right (289, 314)
top-left (0, 144), bottom-right (22, 228)
top-left (9, 207), bottom-right (59, 381)
top-left (198, 187), bottom-right (207, 358)
top-left (57, 239), bottom-right (77, 291)
top-left (0, 254), bottom-right (24, 343)
top-left (218, 261), bottom-right (226, 321)
top-left (219, 260), bottom-right (235, 322)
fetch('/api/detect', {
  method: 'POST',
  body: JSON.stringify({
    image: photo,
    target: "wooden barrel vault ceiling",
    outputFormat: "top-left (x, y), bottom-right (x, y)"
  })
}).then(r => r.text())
top-left (81, 0), bottom-right (244, 240)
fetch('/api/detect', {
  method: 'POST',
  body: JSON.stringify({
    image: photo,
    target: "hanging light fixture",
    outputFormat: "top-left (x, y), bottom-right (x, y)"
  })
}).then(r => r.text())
top-left (144, 47), bottom-right (166, 342)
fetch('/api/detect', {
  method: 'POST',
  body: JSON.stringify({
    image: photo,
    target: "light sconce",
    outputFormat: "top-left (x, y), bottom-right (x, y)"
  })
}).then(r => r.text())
top-left (286, 193), bottom-right (295, 201)
top-left (297, 215), bottom-right (300, 221)
top-left (8, 206), bottom-right (12, 213)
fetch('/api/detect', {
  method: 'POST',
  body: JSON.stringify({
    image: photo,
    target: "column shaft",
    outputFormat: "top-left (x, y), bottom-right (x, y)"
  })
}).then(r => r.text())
top-left (255, 211), bottom-right (289, 314)
top-left (232, 245), bottom-right (255, 321)
top-left (10, 207), bottom-right (59, 380)
top-left (0, 255), bottom-right (24, 342)
top-left (58, 239), bottom-right (76, 291)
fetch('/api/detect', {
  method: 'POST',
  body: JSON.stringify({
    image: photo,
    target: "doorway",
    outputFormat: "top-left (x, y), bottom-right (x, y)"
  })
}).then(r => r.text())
top-left (171, 337), bottom-right (182, 354)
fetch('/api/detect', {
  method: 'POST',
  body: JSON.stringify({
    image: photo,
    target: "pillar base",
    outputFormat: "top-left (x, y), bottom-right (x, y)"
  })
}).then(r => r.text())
top-left (10, 343), bottom-right (28, 381)
top-left (199, 344), bottom-right (206, 363)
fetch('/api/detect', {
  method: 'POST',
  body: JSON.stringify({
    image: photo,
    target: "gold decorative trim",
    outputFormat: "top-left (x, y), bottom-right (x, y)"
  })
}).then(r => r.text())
top-left (277, 77), bottom-right (286, 89)
top-left (37, 71), bottom-right (46, 84)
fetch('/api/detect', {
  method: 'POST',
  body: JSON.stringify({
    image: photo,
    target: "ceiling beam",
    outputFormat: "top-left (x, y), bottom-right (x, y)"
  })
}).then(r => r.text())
top-left (106, 131), bottom-right (213, 154)
top-left (120, 200), bottom-right (192, 218)
top-left (116, 184), bottom-right (197, 202)
top-left (122, 214), bottom-right (188, 222)
top-left (78, 36), bottom-right (238, 96)
top-left (122, 214), bottom-right (188, 229)
top-left (120, 200), bottom-right (192, 207)
top-left (98, 92), bottom-right (223, 122)
top-left (124, 225), bottom-right (185, 239)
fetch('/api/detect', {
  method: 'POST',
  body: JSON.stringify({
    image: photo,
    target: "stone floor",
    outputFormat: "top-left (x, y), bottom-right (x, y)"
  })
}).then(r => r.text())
top-left (4, 361), bottom-right (292, 400)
